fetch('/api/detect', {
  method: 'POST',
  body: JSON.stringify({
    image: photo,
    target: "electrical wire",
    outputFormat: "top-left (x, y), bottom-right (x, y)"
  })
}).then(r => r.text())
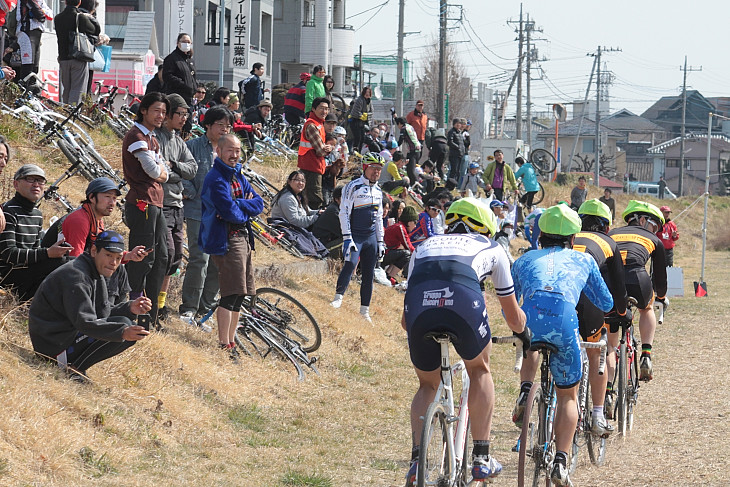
top-left (353, 1), bottom-right (390, 31)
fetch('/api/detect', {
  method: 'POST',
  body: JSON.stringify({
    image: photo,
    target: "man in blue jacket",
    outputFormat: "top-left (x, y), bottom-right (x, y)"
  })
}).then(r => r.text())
top-left (199, 134), bottom-right (263, 359)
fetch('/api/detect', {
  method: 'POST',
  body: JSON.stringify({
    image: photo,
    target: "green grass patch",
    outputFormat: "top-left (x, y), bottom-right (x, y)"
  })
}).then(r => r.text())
top-left (279, 470), bottom-right (332, 487)
top-left (228, 404), bottom-right (266, 432)
top-left (339, 361), bottom-right (376, 378)
top-left (370, 458), bottom-right (399, 471)
top-left (78, 447), bottom-right (117, 478)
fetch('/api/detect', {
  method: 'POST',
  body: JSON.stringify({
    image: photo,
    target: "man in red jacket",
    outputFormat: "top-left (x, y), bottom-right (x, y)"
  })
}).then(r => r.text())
top-left (657, 205), bottom-right (679, 267)
top-left (283, 72), bottom-right (310, 126)
top-left (296, 97), bottom-right (333, 210)
top-left (405, 100), bottom-right (427, 160)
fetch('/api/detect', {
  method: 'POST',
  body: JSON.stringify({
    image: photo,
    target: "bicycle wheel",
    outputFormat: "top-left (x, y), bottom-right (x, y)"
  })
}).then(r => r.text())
top-left (106, 118), bottom-right (127, 139)
top-left (627, 333), bottom-right (640, 433)
top-left (236, 318), bottom-right (306, 381)
top-left (417, 401), bottom-right (453, 487)
top-left (616, 339), bottom-right (628, 436)
top-left (518, 383), bottom-right (550, 487)
top-left (533, 182), bottom-right (545, 205)
top-left (570, 370), bottom-right (588, 474)
top-left (585, 379), bottom-right (607, 466)
top-left (457, 418), bottom-right (472, 486)
top-left (529, 149), bottom-right (557, 174)
top-left (252, 288), bottom-right (321, 353)
top-left (56, 139), bottom-right (96, 181)
top-left (41, 111), bottom-right (95, 148)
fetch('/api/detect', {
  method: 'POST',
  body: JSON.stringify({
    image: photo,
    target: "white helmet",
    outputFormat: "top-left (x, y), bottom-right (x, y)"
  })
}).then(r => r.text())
top-left (333, 126), bottom-right (346, 136)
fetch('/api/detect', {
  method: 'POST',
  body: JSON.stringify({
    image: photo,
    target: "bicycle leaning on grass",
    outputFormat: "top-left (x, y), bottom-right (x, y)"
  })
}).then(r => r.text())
top-left (198, 287), bottom-right (321, 381)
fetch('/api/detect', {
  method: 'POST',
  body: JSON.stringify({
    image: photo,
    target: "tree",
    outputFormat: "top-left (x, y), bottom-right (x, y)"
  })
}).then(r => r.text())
top-left (414, 39), bottom-right (475, 126)
top-left (571, 153), bottom-right (616, 179)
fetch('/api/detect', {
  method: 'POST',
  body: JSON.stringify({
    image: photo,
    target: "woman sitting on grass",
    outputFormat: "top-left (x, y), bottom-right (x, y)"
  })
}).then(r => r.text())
top-left (270, 170), bottom-right (322, 230)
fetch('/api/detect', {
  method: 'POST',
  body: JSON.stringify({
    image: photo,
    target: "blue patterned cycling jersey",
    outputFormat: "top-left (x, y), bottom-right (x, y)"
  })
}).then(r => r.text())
top-left (338, 175), bottom-right (384, 240)
top-left (511, 246), bottom-right (613, 311)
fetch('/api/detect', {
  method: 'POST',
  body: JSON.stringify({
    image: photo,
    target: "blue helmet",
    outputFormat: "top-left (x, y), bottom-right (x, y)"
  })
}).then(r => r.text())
top-left (469, 162), bottom-right (480, 170)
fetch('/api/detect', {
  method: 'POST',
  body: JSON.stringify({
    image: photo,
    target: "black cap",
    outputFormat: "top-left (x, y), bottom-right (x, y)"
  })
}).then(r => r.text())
top-left (94, 231), bottom-right (125, 253)
top-left (86, 177), bottom-right (121, 197)
top-left (325, 113), bottom-right (338, 123)
top-left (14, 164), bottom-right (46, 181)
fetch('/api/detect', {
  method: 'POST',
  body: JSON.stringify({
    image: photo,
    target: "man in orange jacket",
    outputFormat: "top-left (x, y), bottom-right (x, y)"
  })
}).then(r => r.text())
top-left (297, 97), bottom-right (333, 210)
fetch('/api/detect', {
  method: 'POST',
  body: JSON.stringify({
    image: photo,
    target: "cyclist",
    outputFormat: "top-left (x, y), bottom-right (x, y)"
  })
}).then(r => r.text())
top-left (511, 204), bottom-right (613, 487)
top-left (330, 153), bottom-right (385, 322)
top-left (573, 199), bottom-right (629, 434)
top-left (608, 200), bottom-right (667, 382)
top-left (514, 156), bottom-right (539, 210)
top-left (403, 197), bottom-right (530, 486)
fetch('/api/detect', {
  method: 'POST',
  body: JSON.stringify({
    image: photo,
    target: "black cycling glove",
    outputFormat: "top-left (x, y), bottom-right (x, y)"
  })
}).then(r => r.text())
top-left (514, 327), bottom-right (532, 357)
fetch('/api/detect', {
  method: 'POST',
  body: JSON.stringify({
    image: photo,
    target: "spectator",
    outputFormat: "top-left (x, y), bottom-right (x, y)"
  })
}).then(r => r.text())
top-left (323, 74), bottom-right (335, 108)
top-left (598, 188), bottom-right (616, 222)
top-left (0, 164), bottom-right (70, 300)
top-left (283, 72), bottom-right (310, 126)
top-left (460, 162), bottom-right (485, 197)
top-left (483, 149), bottom-right (518, 201)
top-left (28, 231), bottom-right (152, 381)
top-left (0, 0), bottom-right (16, 59)
top-left (330, 153), bottom-right (385, 322)
top-left (312, 185), bottom-right (344, 258)
top-left (447, 118), bottom-right (465, 182)
top-left (657, 205), bottom-right (679, 267)
top-left (243, 99), bottom-right (272, 126)
top-left (208, 86), bottom-right (230, 108)
top-left (163, 32), bottom-right (197, 134)
top-left (410, 199), bottom-right (439, 247)
top-left (155, 94), bottom-right (198, 322)
top-left (432, 193), bottom-right (452, 235)
top-left (227, 93), bottom-right (240, 113)
top-left (332, 125), bottom-right (349, 160)
top-left (81, 0), bottom-right (106, 95)
top-left (16, 0), bottom-right (53, 82)
top-left (179, 106), bottom-right (233, 324)
top-left (122, 92), bottom-right (170, 328)
top-left (658, 176), bottom-right (667, 199)
top-left (383, 204), bottom-right (417, 283)
top-left (428, 128), bottom-right (448, 179)
top-left (304, 64), bottom-right (326, 115)
top-left (322, 155), bottom-right (345, 207)
top-left (514, 156), bottom-right (540, 209)
top-left (362, 125), bottom-right (384, 154)
top-left (54, 0), bottom-right (100, 103)
top-left (570, 176), bottom-right (588, 210)
top-left (494, 220), bottom-right (515, 265)
top-left (348, 86), bottom-right (373, 155)
top-left (379, 150), bottom-right (409, 197)
top-left (239, 62), bottom-right (268, 109)
top-left (406, 100), bottom-right (427, 160)
top-left (324, 112), bottom-right (338, 135)
top-left (296, 96), bottom-right (333, 210)
top-left (199, 134), bottom-right (263, 359)
top-left (190, 85), bottom-right (206, 123)
top-left (461, 118), bottom-right (472, 183)
top-left (388, 199), bottom-right (405, 223)
top-left (0, 136), bottom-right (10, 230)
top-left (270, 170), bottom-right (321, 229)
top-left (395, 116), bottom-right (422, 183)
top-left (419, 160), bottom-right (439, 195)
top-left (146, 64), bottom-right (164, 94)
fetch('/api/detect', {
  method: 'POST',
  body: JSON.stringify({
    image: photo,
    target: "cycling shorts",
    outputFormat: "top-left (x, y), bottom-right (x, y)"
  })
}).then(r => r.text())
top-left (405, 280), bottom-right (490, 371)
top-left (625, 267), bottom-right (654, 310)
top-left (576, 292), bottom-right (607, 342)
top-left (522, 290), bottom-right (582, 388)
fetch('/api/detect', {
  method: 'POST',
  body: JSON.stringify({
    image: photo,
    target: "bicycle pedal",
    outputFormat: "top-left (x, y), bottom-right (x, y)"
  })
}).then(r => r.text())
top-left (445, 415), bottom-right (459, 424)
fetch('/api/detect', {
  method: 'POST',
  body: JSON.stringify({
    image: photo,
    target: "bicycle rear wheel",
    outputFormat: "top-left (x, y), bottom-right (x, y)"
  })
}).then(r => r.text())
top-left (235, 318), bottom-right (306, 381)
top-left (252, 288), bottom-right (321, 353)
top-left (617, 339), bottom-right (629, 436)
top-left (584, 379), bottom-right (607, 466)
top-left (529, 149), bottom-right (557, 174)
top-left (627, 333), bottom-right (640, 433)
top-left (533, 182), bottom-right (545, 205)
top-left (518, 383), bottom-right (550, 487)
top-left (417, 401), bottom-right (453, 487)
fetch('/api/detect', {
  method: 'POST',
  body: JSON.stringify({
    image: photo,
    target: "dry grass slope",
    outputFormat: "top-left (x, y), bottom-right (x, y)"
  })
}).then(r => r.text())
top-left (0, 111), bottom-right (728, 485)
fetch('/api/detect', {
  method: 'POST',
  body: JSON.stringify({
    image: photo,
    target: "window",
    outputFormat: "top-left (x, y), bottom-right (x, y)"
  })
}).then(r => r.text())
top-left (105, 0), bottom-right (138, 41)
top-left (582, 139), bottom-right (595, 153)
top-left (303, 0), bottom-right (315, 26)
top-left (665, 159), bottom-right (679, 168)
top-left (206, 1), bottom-right (230, 45)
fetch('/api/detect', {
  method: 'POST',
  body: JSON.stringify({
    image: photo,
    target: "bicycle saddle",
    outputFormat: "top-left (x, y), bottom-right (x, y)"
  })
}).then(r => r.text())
top-left (424, 331), bottom-right (459, 344)
top-left (529, 341), bottom-right (559, 354)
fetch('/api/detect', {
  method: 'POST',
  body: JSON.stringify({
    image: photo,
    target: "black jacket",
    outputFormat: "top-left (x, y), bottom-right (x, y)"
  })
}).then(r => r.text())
top-left (54, 6), bottom-right (100, 61)
top-left (162, 48), bottom-right (197, 103)
top-left (145, 74), bottom-right (164, 94)
top-left (243, 106), bottom-right (266, 125)
top-left (447, 128), bottom-right (465, 159)
top-left (28, 253), bottom-right (135, 357)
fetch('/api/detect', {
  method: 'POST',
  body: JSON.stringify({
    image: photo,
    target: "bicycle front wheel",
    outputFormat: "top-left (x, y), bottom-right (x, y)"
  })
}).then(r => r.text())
top-left (627, 333), bottom-right (640, 433)
top-left (518, 383), bottom-right (550, 487)
top-left (253, 288), bottom-right (322, 353)
top-left (617, 339), bottom-right (629, 436)
top-left (529, 149), bottom-right (557, 174)
top-left (417, 401), bottom-right (453, 487)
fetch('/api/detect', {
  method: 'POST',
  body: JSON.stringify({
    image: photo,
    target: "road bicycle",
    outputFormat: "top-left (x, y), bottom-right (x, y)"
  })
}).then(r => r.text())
top-left (415, 333), bottom-right (522, 487)
top-left (198, 287), bottom-right (321, 380)
top-left (606, 297), bottom-right (641, 436)
top-left (528, 149), bottom-right (557, 175)
top-left (517, 328), bottom-right (608, 486)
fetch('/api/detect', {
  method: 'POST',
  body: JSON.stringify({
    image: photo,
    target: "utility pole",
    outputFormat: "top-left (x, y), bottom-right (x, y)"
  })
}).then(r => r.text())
top-left (396, 0), bottom-right (405, 116)
top-left (437, 0), bottom-right (447, 128)
top-left (525, 14), bottom-right (533, 150)
top-left (591, 46), bottom-right (620, 187)
top-left (218, 0), bottom-right (225, 87)
top-left (513, 5), bottom-right (524, 140)
top-left (678, 56), bottom-right (702, 197)
top-left (358, 45), bottom-right (363, 94)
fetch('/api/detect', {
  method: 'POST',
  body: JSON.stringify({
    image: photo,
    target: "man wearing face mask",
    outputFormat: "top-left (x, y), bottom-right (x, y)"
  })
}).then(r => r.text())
top-left (163, 32), bottom-right (197, 134)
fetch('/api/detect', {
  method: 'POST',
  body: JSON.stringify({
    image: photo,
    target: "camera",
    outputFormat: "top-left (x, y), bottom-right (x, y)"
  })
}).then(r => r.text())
top-left (137, 314), bottom-right (151, 330)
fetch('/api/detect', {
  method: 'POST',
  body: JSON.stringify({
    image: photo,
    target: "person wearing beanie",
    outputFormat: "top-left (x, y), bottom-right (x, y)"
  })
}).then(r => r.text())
top-left (382, 205), bottom-right (418, 283)
top-left (284, 72), bottom-right (310, 125)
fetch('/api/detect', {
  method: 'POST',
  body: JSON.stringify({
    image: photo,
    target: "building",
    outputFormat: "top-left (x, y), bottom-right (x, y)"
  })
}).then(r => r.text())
top-left (601, 109), bottom-right (667, 182)
top-left (641, 90), bottom-right (716, 137)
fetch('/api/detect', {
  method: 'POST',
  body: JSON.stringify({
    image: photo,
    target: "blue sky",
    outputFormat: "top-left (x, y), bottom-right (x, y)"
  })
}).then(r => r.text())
top-left (351, 0), bottom-right (729, 117)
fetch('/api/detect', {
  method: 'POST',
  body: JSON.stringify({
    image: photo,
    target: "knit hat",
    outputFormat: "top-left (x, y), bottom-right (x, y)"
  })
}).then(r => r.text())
top-left (166, 93), bottom-right (189, 112)
top-left (400, 205), bottom-right (419, 223)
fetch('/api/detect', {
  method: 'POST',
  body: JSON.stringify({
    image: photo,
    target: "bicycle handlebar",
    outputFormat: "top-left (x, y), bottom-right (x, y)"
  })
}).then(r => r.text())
top-left (580, 327), bottom-right (608, 375)
top-left (491, 336), bottom-right (523, 373)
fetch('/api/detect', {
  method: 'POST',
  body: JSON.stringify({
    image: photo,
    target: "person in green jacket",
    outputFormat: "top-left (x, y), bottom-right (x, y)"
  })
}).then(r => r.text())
top-left (482, 149), bottom-right (518, 201)
top-left (304, 65), bottom-right (326, 115)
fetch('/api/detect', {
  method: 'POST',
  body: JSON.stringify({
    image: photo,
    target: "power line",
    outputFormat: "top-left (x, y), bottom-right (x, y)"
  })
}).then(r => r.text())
top-left (353, 1), bottom-right (391, 31)
top-left (348, 1), bottom-right (390, 19)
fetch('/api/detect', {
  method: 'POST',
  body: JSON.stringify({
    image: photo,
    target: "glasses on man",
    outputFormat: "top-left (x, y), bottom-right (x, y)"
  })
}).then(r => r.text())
top-left (175, 111), bottom-right (189, 118)
top-left (428, 206), bottom-right (439, 212)
top-left (23, 177), bottom-right (45, 185)
top-left (214, 122), bottom-right (232, 130)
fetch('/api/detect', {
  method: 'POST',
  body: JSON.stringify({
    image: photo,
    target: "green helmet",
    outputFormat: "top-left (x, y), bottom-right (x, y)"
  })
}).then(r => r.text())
top-left (445, 197), bottom-right (497, 236)
top-left (538, 204), bottom-right (582, 236)
top-left (362, 152), bottom-right (385, 170)
top-left (622, 200), bottom-right (665, 228)
top-left (578, 198), bottom-right (612, 222)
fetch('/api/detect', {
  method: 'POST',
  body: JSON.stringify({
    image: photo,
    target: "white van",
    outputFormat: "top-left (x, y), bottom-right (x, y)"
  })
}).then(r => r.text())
top-left (634, 183), bottom-right (677, 200)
